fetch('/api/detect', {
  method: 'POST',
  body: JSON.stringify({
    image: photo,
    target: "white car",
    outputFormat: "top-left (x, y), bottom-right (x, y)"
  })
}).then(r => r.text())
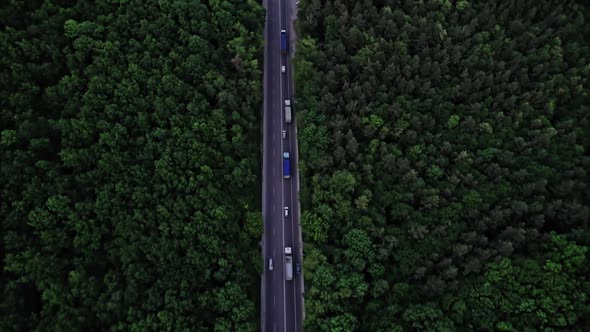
top-left (269, 258), bottom-right (274, 271)
top-left (285, 99), bottom-right (291, 106)
top-left (282, 130), bottom-right (287, 139)
top-left (284, 206), bottom-right (289, 217)
top-left (281, 65), bottom-right (286, 73)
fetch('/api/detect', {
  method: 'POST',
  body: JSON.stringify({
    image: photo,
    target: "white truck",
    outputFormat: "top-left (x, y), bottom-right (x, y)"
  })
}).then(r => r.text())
top-left (285, 247), bottom-right (293, 280)
top-left (285, 100), bottom-right (292, 123)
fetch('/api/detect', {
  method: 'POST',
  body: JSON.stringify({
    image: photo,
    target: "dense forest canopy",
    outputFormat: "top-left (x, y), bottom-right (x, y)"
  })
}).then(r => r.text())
top-left (1, 0), bottom-right (264, 331)
top-left (3, 0), bottom-right (590, 331)
top-left (295, 0), bottom-right (590, 330)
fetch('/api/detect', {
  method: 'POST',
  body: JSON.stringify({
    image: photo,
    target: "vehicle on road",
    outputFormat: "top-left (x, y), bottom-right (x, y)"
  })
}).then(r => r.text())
top-left (282, 130), bottom-right (286, 139)
top-left (284, 99), bottom-right (292, 123)
top-left (284, 206), bottom-right (289, 217)
top-left (296, 263), bottom-right (301, 274)
top-left (285, 247), bottom-right (293, 280)
top-left (281, 65), bottom-right (286, 73)
top-left (283, 152), bottom-right (291, 178)
top-left (281, 30), bottom-right (288, 54)
top-left (284, 106), bottom-right (291, 123)
top-left (269, 258), bottom-right (274, 271)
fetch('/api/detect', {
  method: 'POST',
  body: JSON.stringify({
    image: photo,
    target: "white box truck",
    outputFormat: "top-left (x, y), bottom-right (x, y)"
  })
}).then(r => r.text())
top-left (285, 247), bottom-right (293, 280)
top-left (285, 100), bottom-right (292, 123)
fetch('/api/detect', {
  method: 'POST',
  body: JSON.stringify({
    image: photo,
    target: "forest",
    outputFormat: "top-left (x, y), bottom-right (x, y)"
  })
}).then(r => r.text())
top-left (1, 0), bottom-right (264, 331)
top-left (294, 0), bottom-right (590, 331)
top-left (3, 0), bottom-right (590, 331)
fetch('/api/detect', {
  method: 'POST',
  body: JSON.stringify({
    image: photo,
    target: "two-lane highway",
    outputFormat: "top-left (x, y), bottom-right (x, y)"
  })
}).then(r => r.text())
top-left (261, 0), bottom-right (302, 331)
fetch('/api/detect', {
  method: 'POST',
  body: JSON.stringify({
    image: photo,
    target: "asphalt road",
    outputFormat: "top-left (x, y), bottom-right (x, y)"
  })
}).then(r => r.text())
top-left (261, 0), bottom-right (303, 331)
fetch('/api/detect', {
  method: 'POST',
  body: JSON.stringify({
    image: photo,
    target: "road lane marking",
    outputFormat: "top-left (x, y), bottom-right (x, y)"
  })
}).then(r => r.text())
top-left (293, 140), bottom-right (300, 322)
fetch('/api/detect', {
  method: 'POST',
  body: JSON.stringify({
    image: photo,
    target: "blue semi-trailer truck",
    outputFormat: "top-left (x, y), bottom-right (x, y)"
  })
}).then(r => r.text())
top-left (281, 30), bottom-right (287, 54)
top-left (283, 152), bottom-right (291, 178)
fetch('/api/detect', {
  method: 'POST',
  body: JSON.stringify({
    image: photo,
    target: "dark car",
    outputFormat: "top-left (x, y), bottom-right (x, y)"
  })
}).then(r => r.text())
top-left (295, 263), bottom-right (301, 274)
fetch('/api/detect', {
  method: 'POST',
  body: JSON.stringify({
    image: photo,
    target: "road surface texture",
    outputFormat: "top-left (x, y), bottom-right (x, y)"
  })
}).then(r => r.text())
top-left (261, 0), bottom-right (303, 331)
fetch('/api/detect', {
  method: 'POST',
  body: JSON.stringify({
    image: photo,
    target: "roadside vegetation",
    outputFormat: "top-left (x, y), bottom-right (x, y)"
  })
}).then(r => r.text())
top-left (295, 0), bottom-right (590, 330)
top-left (1, 1), bottom-right (264, 331)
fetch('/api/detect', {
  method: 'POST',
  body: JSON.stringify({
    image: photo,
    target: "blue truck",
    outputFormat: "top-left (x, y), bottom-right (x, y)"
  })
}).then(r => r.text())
top-left (281, 30), bottom-right (288, 54)
top-left (283, 152), bottom-right (291, 178)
